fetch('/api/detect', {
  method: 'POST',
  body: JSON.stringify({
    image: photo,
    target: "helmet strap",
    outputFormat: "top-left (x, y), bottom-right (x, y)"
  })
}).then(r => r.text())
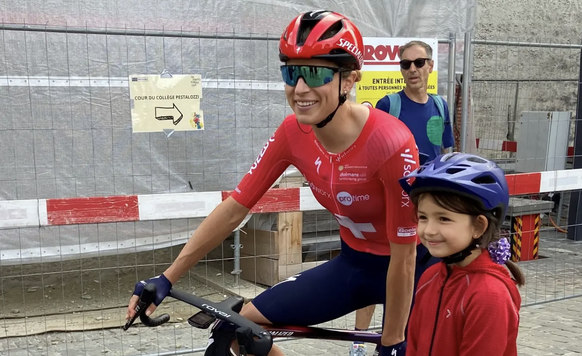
top-left (315, 79), bottom-right (347, 128)
top-left (442, 241), bottom-right (479, 264)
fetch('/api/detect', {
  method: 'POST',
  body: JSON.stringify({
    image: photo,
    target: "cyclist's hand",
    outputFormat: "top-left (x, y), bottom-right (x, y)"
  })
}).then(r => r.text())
top-left (126, 274), bottom-right (172, 320)
top-left (379, 341), bottom-right (407, 356)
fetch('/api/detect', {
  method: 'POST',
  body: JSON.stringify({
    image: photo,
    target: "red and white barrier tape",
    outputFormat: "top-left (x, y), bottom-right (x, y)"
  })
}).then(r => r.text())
top-left (1, 168), bottom-right (582, 229)
top-left (475, 138), bottom-right (575, 156)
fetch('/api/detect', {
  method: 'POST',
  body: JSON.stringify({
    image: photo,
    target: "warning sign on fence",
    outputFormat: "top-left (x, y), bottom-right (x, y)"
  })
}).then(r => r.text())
top-left (356, 37), bottom-right (438, 108)
top-left (129, 74), bottom-right (204, 133)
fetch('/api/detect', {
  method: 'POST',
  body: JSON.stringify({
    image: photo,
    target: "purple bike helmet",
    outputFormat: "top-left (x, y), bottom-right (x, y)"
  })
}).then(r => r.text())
top-left (399, 152), bottom-right (509, 218)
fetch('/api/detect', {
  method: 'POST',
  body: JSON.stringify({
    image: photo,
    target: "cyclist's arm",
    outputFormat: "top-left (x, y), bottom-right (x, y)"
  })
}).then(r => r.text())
top-left (383, 240), bottom-right (416, 345)
top-left (166, 127), bottom-right (293, 283)
top-left (377, 136), bottom-right (420, 346)
top-left (164, 196), bottom-right (250, 283)
top-left (128, 124), bottom-right (292, 318)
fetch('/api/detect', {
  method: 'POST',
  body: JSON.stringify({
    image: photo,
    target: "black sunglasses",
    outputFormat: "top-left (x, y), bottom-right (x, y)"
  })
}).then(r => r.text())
top-left (399, 58), bottom-right (431, 70)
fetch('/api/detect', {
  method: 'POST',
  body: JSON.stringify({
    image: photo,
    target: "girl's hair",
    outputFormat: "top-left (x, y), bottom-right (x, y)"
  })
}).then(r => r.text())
top-left (412, 190), bottom-right (526, 286)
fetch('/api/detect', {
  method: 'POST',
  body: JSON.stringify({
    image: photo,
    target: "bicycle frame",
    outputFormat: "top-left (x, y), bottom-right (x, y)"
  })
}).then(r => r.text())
top-left (261, 324), bottom-right (382, 345)
top-left (125, 285), bottom-right (382, 355)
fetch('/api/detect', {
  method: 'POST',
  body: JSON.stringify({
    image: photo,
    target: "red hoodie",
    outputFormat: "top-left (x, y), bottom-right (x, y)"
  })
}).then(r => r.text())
top-left (406, 250), bottom-right (521, 356)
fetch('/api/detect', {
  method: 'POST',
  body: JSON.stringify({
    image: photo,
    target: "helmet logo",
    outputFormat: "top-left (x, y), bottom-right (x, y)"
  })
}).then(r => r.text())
top-left (337, 38), bottom-right (364, 66)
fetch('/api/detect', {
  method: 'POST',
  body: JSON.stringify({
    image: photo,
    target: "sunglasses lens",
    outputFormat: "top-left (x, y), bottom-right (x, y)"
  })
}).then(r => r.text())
top-left (281, 66), bottom-right (336, 88)
top-left (400, 59), bottom-right (428, 70)
top-left (303, 67), bottom-right (335, 87)
top-left (400, 60), bottom-right (412, 70)
top-left (281, 66), bottom-right (298, 86)
top-left (413, 59), bottom-right (427, 68)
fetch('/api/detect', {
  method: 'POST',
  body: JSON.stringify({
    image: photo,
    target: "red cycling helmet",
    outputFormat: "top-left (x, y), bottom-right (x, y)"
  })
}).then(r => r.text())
top-left (279, 10), bottom-right (364, 70)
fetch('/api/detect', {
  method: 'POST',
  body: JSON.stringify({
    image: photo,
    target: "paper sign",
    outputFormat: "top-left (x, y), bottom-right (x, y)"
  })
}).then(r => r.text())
top-left (129, 74), bottom-right (204, 132)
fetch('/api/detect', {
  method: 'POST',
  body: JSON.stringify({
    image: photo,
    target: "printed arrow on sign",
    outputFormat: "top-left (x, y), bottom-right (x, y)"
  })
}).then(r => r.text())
top-left (155, 103), bottom-right (183, 125)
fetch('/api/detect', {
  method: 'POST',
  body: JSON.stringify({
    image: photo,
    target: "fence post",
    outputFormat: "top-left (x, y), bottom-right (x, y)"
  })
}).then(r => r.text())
top-left (460, 31), bottom-right (473, 152)
top-left (447, 32), bottom-right (457, 126)
top-left (567, 38), bottom-right (582, 241)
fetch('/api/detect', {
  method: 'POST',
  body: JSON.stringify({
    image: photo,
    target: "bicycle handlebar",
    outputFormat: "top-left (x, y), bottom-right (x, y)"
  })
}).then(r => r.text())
top-left (125, 283), bottom-right (273, 356)
top-left (135, 283), bottom-right (171, 327)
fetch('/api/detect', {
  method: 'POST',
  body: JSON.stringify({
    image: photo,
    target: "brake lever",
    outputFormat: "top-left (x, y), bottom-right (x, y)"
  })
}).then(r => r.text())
top-left (123, 298), bottom-right (147, 331)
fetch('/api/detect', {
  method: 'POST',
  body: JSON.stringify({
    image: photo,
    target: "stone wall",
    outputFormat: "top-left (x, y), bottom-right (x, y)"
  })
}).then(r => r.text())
top-left (471, 0), bottom-right (581, 158)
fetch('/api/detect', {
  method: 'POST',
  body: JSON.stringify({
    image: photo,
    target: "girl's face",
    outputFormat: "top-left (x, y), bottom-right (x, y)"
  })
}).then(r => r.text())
top-left (416, 194), bottom-right (484, 261)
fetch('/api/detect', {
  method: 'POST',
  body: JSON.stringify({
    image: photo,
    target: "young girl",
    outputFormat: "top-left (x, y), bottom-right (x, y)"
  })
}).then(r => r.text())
top-left (399, 152), bottom-right (524, 356)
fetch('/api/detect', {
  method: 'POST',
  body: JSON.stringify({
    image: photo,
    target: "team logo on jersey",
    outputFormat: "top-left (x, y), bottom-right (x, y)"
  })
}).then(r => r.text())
top-left (309, 181), bottom-right (332, 199)
top-left (400, 148), bottom-right (417, 207)
top-left (400, 148), bottom-right (417, 166)
top-left (336, 191), bottom-right (370, 206)
top-left (397, 226), bottom-right (417, 237)
top-left (338, 164), bottom-right (368, 182)
top-left (248, 133), bottom-right (275, 175)
top-left (314, 156), bottom-right (322, 175)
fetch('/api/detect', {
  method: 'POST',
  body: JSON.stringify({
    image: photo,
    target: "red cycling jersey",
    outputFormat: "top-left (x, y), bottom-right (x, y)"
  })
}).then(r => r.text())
top-left (230, 107), bottom-right (420, 256)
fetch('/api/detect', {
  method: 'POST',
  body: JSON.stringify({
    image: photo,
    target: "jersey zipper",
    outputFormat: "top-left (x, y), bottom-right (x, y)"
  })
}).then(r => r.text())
top-left (428, 268), bottom-right (452, 356)
top-left (329, 155), bottom-right (339, 213)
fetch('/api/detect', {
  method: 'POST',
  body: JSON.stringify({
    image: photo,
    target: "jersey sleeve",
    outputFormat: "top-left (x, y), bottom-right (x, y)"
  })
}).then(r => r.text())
top-left (442, 100), bottom-right (455, 149)
top-left (230, 123), bottom-right (292, 209)
top-left (376, 134), bottom-right (420, 245)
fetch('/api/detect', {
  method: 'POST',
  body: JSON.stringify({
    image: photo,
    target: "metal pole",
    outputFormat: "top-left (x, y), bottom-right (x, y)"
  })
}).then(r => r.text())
top-left (0, 23), bottom-right (281, 41)
top-left (567, 39), bottom-right (582, 241)
top-left (472, 39), bottom-right (582, 49)
top-left (231, 230), bottom-right (242, 281)
top-left (511, 82), bottom-right (520, 141)
top-left (460, 32), bottom-right (473, 152)
top-left (447, 32), bottom-right (456, 125)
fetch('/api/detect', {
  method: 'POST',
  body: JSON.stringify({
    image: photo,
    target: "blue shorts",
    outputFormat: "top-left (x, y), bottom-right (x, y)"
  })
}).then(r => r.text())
top-left (251, 240), bottom-right (440, 326)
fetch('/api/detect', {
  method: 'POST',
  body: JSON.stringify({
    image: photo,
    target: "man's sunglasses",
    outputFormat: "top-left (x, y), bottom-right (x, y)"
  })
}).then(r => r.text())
top-left (280, 65), bottom-right (347, 88)
top-left (399, 58), bottom-right (431, 70)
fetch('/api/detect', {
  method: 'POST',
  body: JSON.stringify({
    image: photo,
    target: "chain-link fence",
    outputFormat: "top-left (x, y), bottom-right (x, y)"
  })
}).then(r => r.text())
top-left (1, 23), bottom-right (581, 355)
top-left (469, 36), bottom-right (582, 307)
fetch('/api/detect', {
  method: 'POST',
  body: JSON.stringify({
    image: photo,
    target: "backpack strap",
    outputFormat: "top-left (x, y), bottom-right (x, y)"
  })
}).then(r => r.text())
top-left (429, 93), bottom-right (446, 122)
top-left (387, 92), bottom-right (401, 118)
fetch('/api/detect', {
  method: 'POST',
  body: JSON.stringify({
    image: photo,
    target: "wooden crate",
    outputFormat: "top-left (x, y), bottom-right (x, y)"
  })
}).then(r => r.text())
top-left (239, 174), bottom-right (328, 286)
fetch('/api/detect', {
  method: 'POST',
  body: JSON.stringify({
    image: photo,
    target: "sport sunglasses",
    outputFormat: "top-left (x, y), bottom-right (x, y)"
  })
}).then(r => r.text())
top-left (399, 58), bottom-right (431, 70)
top-left (280, 65), bottom-right (348, 88)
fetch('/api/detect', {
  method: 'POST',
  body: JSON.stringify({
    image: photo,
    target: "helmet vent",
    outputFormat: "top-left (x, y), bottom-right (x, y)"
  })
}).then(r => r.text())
top-left (467, 156), bottom-right (488, 164)
top-left (446, 168), bottom-right (465, 174)
top-left (442, 153), bottom-right (456, 161)
top-left (298, 10), bottom-right (331, 46)
top-left (472, 174), bottom-right (496, 184)
top-left (319, 20), bottom-right (343, 41)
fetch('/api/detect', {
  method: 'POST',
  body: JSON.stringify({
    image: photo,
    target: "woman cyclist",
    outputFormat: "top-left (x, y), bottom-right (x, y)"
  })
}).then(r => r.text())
top-left (127, 10), bottom-right (440, 356)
